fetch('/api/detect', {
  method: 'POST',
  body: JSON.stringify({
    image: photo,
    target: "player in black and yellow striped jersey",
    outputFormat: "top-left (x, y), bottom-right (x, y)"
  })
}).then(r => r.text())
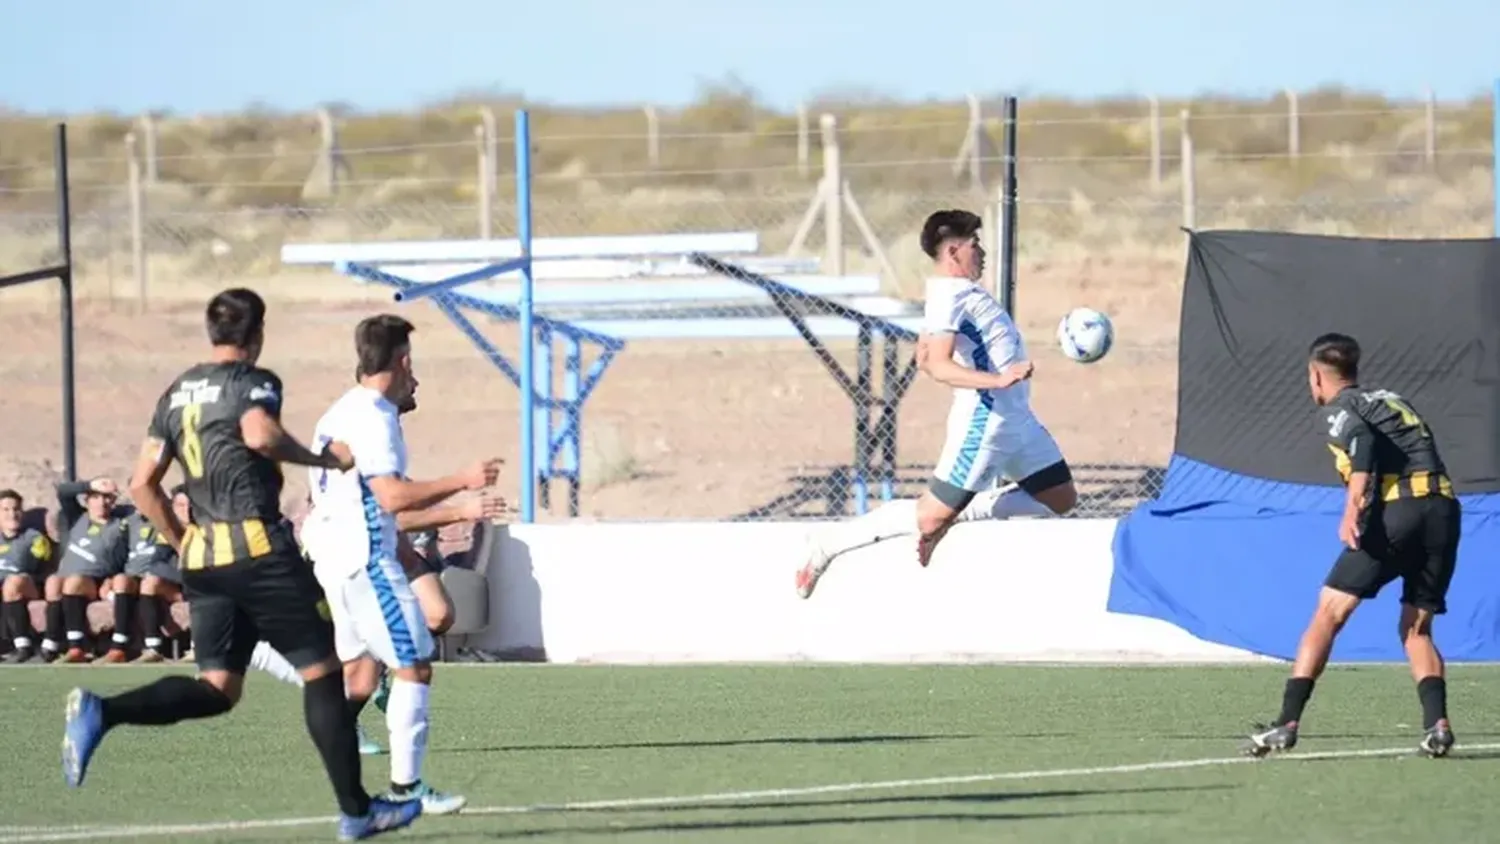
top-left (60, 288), bottom-right (422, 840)
top-left (1245, 333), bottom-right (1461, 761)
top-left (0, 489), bottom-right (53, 663)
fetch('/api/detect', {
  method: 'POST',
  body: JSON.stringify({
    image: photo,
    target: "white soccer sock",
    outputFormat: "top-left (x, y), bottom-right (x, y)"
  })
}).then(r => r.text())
top-left (820, 498), bottom-right (919, 561)
top-left (386, 678), bottom-right (431, 787)
top-left (955, 487), bottom-right (1056, 523)
top-left (249, 641), bottom-right (304, 687)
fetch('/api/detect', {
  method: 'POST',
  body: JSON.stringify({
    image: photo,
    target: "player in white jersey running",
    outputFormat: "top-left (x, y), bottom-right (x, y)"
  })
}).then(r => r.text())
top-left (298, 314), bottom-right (501, 816)
top-left (796, 209), bottom-right (1078, 597)
top-left (248, 400), bottom-right (509, 759)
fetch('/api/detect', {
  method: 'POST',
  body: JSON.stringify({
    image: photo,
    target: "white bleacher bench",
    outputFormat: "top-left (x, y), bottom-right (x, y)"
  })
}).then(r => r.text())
top-left (281, 232), bottom-right (922, 341)
top-left (280, 232), bottom-right (923, 523)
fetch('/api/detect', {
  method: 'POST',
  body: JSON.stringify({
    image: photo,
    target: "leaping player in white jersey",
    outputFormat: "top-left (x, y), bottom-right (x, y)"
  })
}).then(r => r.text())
top-left (298, 313), bottom-right (502, 816)
top-left (796, 209), bottom-right (1078, 597)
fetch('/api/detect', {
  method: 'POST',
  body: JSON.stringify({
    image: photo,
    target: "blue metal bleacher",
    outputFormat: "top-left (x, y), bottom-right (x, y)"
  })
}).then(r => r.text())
top-left (282, 232), bottom-right (923, 517)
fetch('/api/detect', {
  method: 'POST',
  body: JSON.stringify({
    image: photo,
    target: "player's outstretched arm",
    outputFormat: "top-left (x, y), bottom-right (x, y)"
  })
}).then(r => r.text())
top-left (919, 332), bottom-right (1033, 390)
top-left (240, 407), bottom-right (350, 471)
top-left (127, 437), bottom-right (186, 552)
top-left (395, 494), bottom-right (512, 532)
top-left (365, 459), bottom-right (503, 516)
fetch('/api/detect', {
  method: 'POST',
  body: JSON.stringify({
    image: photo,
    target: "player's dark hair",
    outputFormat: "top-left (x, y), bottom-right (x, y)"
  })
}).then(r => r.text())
top-left (355, 314), bottom-right (416, 377)
top-left (0, 489), bottom-right (21, 507)
top-left (205, 288), bottom-right (267, 349)
top-left (169, 483), bottom-right (187, 498)
top-left (920, 209), bottom-right (983, 259)
top-left (1309, 333), bottom-right (1360, 381)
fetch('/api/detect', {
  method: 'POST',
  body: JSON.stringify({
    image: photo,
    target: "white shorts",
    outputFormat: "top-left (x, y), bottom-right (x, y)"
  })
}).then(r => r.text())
top-left (932, 414), bottom-right (1065, 492)
top-left (314, 554), bottom-right (434, 668)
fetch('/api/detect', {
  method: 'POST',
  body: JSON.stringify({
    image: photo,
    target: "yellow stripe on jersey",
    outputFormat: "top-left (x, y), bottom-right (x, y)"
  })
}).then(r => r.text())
top-left (243, 518), bottom-right (271, 558)
top-left (183, 526), bottom-right (207, 571)
top-left (212, 522), bottom-right (234, 567)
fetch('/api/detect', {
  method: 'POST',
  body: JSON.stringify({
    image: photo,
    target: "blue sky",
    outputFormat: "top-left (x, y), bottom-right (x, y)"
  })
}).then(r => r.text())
top-left (1, 0), bottom-right (1495, 115)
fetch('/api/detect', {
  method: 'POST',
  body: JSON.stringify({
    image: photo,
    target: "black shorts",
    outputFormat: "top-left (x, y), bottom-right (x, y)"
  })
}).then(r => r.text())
top-left (55, 562), bottom-right (118, 583)
top-left (124, 556), bottom-right (183, 584)
top-left (928, 459), bottom-right (1073, 511)
top-left (1325, 495), bottom-right (1461, 613)
top-left (183, 550), bottom-right (334, 674)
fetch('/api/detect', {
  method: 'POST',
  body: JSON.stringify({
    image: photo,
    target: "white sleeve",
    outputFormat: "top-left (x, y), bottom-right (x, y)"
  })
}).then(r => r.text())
top-left (347, 406), bottom-right (403, 478)
top-left (922, 282), bottom-right (965, 334)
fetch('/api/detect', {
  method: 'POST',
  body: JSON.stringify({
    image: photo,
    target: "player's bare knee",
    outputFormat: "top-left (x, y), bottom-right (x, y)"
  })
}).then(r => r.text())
top-left (394, 662), bottom-right (432, 685)
top-left (298, 655), bottom-right (345, 685)
top-left (111, 573), bottom-right (137, 595)
top-left (1315, 587), bottom-right (1360, 628)
top-left (60, 575), bottom-right (91, 597)
top-left (197, 671), bottom-right (244, 706)
top-left (342, 657), bottom-right (381, 699)
top-left (1, 575), bottom-right (25, 601)
top-left (1034, 482), bottom-right (1078, 515)
top-left (412, 574), bottom-right (454, 634)
top-left (43, 574), bottom-right (62, 601)
top-left (426, 592), bottom-right (456, 636)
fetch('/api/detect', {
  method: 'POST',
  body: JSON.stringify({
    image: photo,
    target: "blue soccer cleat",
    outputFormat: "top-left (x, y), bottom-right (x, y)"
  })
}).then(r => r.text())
top-left (337, 796), bottom-right (423, 841)
top-left (62, 688), bottom-right (106, 788)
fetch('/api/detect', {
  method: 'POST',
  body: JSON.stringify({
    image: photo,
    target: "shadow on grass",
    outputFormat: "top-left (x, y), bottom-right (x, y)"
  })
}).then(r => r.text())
top-left (437, 732), bottom-right (978, 754)
top-left (615, 783), bottom-right (1235, 813)
top-left (456, 809), bottom-right (1173, 839)
top-left (383, 784), bottom-right (1216, 841)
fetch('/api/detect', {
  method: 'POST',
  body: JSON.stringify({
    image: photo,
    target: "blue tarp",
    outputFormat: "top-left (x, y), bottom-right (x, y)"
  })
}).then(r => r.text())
top-left (1107, 230), bottom-right (1500, 661)
top-left (1109, 459), bottom-right (1500, 661)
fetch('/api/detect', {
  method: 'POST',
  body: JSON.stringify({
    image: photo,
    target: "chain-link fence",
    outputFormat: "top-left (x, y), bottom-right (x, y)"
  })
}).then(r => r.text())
top-left (0, 96), bottom-right (1493, 521)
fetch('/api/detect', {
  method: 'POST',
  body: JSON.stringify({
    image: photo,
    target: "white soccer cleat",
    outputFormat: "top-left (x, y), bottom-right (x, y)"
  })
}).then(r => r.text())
top-left (389, 781), bottom-right (467, 816)
top-left (794, 534), bottom-right (833, 600)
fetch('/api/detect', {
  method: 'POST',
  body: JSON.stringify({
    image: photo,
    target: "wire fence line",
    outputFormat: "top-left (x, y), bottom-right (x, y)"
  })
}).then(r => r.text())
top-left (0, 98), bottom-right (1495, 522)
top-left (0, 100), bottom-right (1493, 208)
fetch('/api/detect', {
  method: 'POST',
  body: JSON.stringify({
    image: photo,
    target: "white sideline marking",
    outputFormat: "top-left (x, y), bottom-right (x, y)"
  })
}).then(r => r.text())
top-left (4, 741), bottom-right (1497, 842)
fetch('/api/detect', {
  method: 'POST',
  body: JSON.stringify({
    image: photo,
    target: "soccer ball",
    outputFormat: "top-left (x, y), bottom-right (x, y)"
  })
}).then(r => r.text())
top-left (1056, 307), bottom-right (1114, 363)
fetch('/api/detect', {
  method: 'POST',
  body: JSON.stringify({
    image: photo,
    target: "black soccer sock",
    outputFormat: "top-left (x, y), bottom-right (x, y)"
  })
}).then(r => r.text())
top-left (110, 592), bottom-right (138, 649)
top-left (2, 600), bottom-right (32, 646)
top-left (1417, 676), bottom-right (1449, 730)
top-left (1, 599), bottom-right (17, 642)
top-left (43, 600), bottom-right (65, 650)
top-left (347, 692), bottom-right (371, 723)
top-left (303, 670), bottom-right (371, 818)
top-left (1276, 677), bottom-right (1316, 727)
top-left (100, 675), bottom-right (234, 729)
top-left (61, 595), bottom-right (89, 646)
top-left (140, 598), bottom-right (164, 650)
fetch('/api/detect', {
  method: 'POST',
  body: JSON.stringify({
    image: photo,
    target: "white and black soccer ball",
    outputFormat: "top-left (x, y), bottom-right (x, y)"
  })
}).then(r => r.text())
top-left (1056, 307), bottom-right (1114, 363)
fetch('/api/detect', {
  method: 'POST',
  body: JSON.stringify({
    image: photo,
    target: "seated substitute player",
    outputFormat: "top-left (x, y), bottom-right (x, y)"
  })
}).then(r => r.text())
top-left (60, 287), bottom-right (421, 841)
top-left (108, 485), bottom-right (190, 663)
top-left (300, 313), bottom-right (502, 815)
top-left (795, 209), bottom-right (1077, 598)
top-left (1244, 333), bottom-right (1461, 759)
top-left (1, 489), bottom-right (54, 663)
top-left (50, 477), bottom-right (130, 662)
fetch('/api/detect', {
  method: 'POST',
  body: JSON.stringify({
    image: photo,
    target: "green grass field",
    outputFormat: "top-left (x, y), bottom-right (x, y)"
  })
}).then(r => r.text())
top-left (3, 663), bottom-right (1498, 843)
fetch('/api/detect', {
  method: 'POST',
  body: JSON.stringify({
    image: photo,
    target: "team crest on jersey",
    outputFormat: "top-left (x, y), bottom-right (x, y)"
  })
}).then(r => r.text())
top-left (249, 382), bottom-right (280, 406)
